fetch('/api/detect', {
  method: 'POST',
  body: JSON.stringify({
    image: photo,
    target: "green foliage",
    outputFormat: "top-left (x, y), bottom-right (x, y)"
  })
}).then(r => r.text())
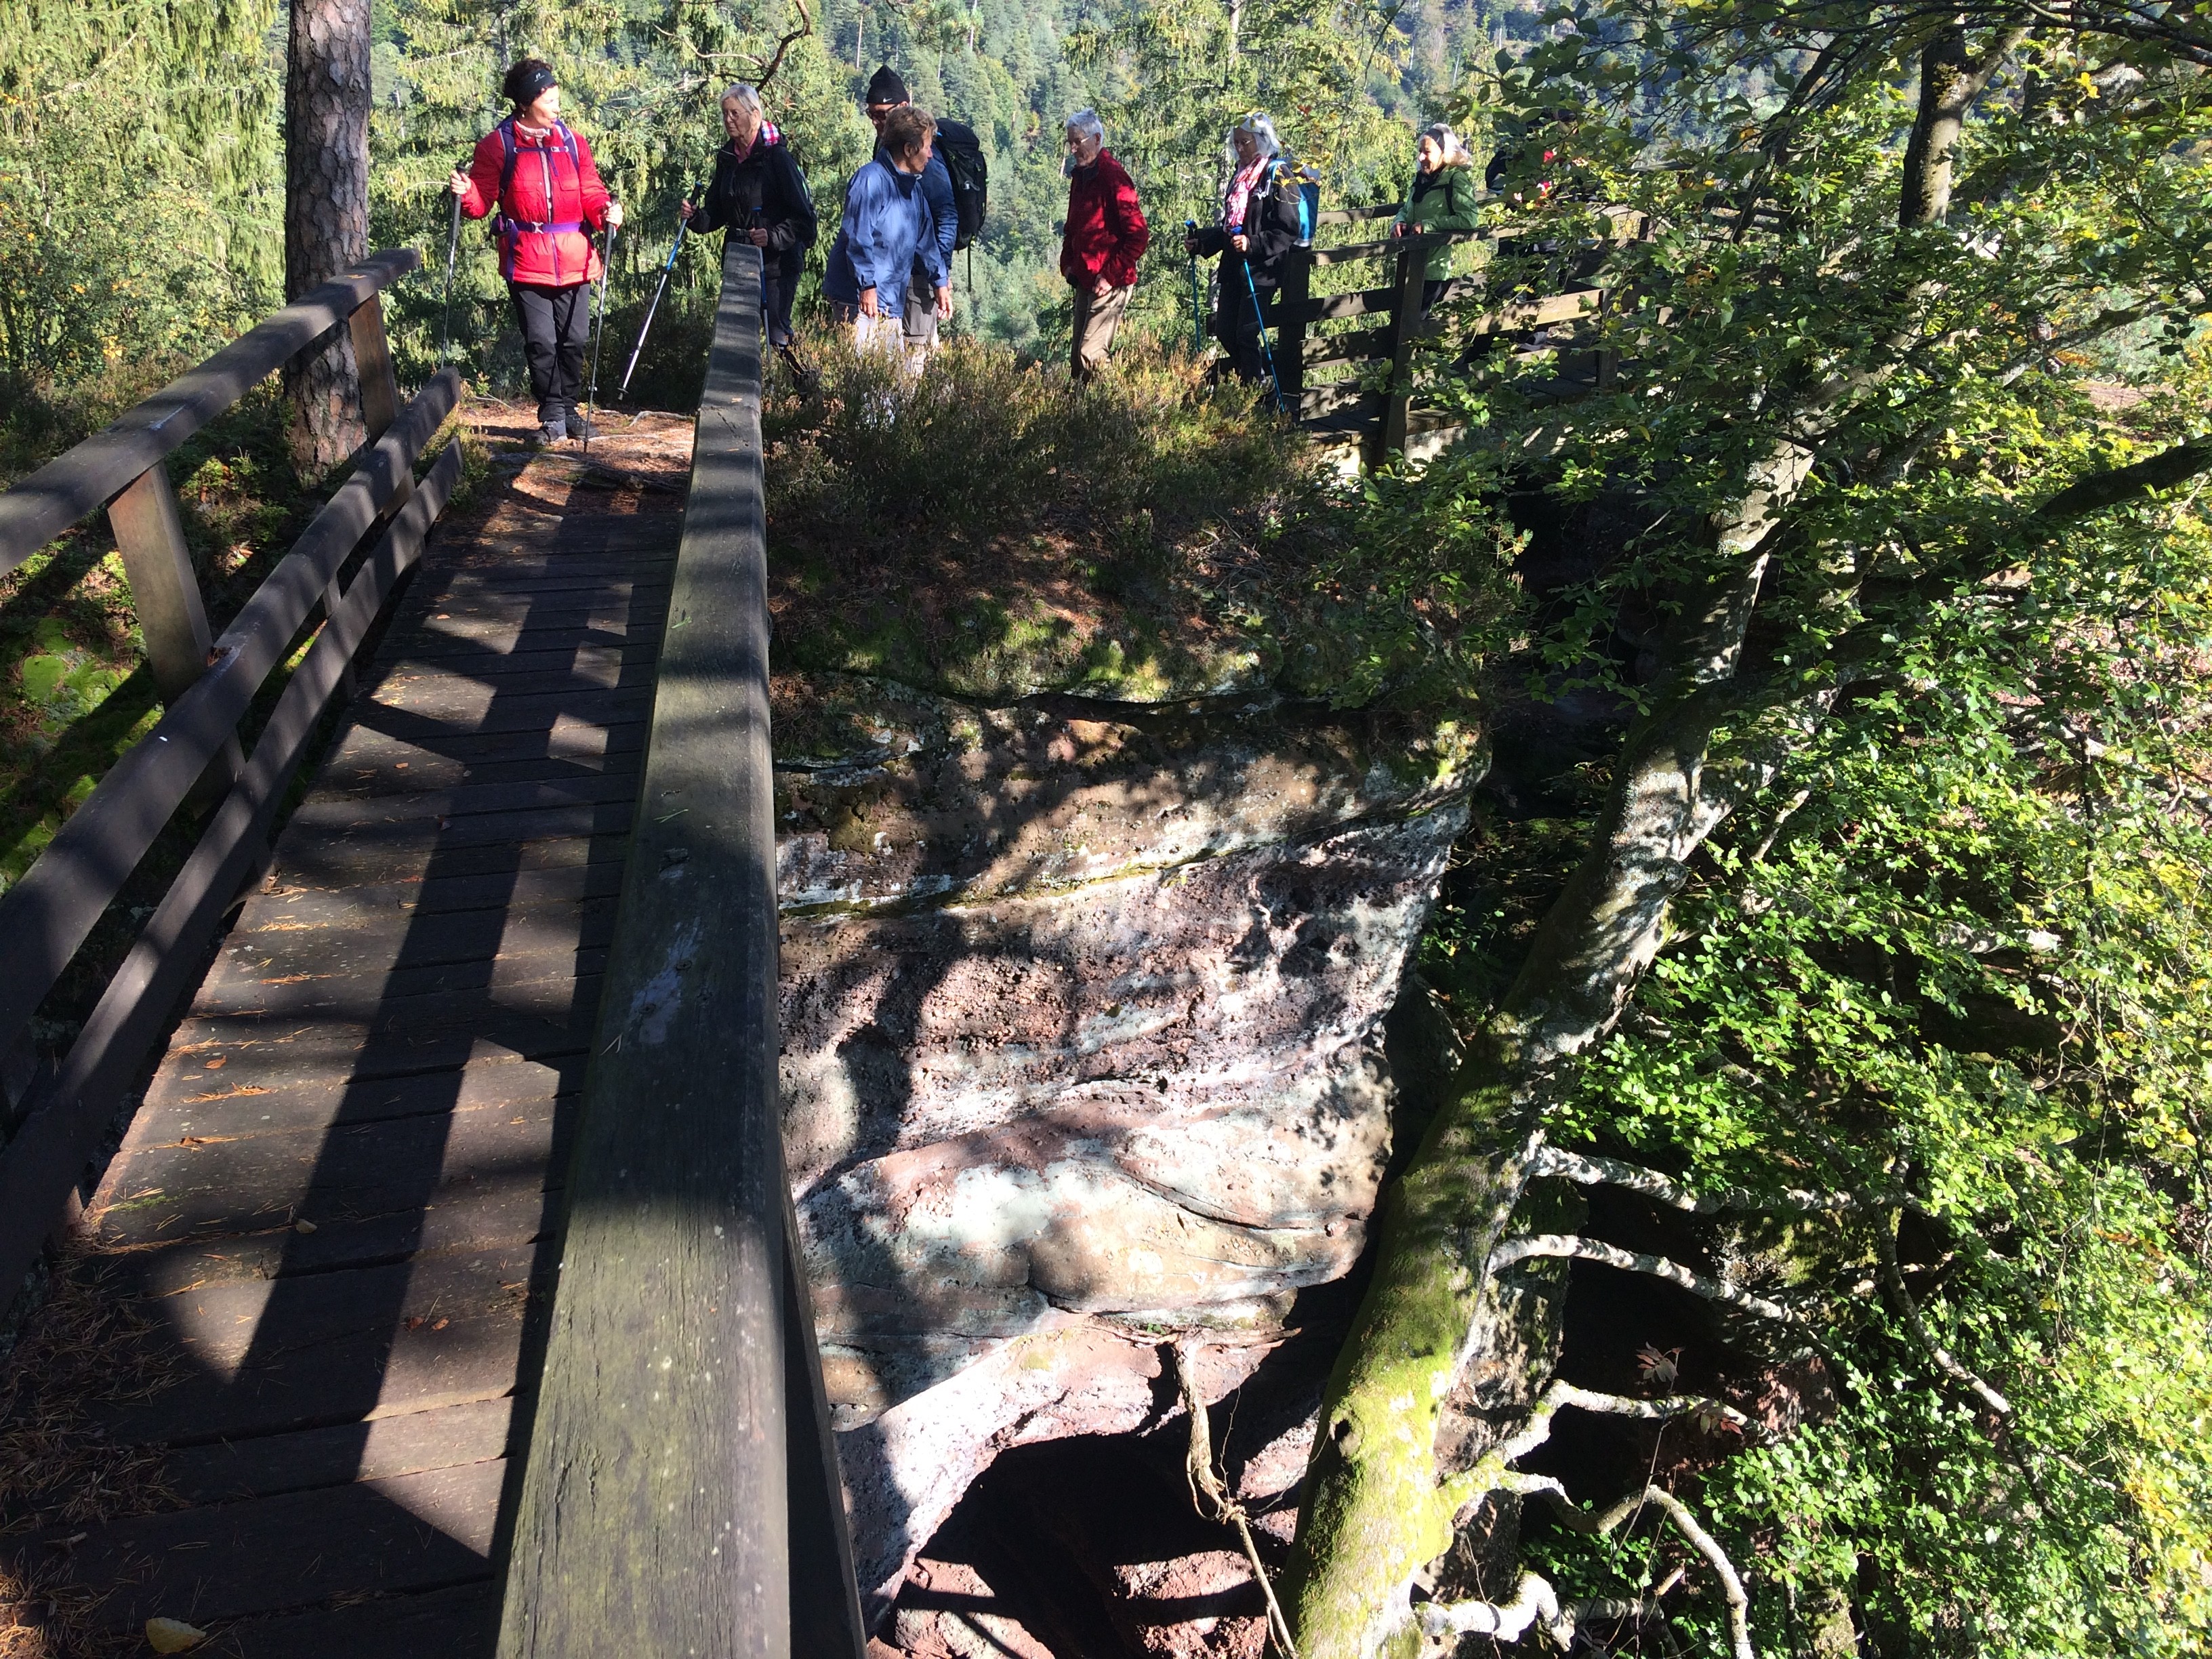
top-left (0, 0), bottom-right (280, 410)
top-left (1388, 5), bottom-right (2212, 1652)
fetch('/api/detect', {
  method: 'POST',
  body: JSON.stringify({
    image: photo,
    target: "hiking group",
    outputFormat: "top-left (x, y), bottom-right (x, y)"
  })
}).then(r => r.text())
top-left (448, 55), bottom-right (1486, 438)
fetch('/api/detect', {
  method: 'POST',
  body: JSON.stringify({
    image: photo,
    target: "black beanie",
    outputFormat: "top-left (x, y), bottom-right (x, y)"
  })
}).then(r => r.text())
top-left (865, 64), bottom-right (909, 106)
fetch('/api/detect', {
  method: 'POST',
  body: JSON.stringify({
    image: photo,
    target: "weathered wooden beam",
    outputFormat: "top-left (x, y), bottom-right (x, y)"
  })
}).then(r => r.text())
top-left (0, 249), bottom-right (419, 579)
top-left (0, 370), bottom-right (458, 1061)
top-left (1374, 247), bottom-right (1430, 466)
top-left (0, 440), bottom-right (462, 1312)
top-left (106, 463), bottom-right (246, 801)
top-left (497, 241), bottom-right (818, 1658)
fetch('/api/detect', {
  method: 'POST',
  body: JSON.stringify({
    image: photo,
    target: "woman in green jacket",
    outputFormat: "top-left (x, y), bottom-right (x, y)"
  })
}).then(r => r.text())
top-left (1391, 123), bottom-right (1482, 312)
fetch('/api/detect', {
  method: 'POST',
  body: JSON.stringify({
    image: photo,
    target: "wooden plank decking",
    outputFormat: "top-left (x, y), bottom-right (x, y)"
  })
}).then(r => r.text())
top-left (1, 419), bottom-right (687, 1657)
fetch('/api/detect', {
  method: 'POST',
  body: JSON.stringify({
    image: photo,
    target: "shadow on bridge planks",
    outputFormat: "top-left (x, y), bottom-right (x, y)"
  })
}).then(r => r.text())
top-left (2, 424), bottom-right (687, 1658)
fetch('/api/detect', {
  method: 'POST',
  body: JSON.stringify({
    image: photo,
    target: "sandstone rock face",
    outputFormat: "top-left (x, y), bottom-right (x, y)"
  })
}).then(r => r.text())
top-left (772, 673), bottom-right (1477, 1609)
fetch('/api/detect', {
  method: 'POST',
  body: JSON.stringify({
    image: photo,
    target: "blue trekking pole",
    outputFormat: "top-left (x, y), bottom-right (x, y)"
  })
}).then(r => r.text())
top-left (617, 181), bottom-right (703, 401)
top-left (1241, 255), bottom-right (1284, 413)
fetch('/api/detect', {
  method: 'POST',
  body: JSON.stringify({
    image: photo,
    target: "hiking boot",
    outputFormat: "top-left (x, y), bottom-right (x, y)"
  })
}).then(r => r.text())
top-left (565, 413), bottom-right (600, 441)
top-left (534, 417), bottom-right (567, 444)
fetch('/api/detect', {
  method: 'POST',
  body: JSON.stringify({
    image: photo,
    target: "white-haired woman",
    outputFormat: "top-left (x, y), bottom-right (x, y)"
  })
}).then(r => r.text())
top-left (1183, 112), bottom-right (1310, 386)
top-left (680, 83), bottom-right (819, 352)
top-left (1059, 109), bottom-right (1149, 382)
top-left (1391, 122), bottom-right (1482, 312)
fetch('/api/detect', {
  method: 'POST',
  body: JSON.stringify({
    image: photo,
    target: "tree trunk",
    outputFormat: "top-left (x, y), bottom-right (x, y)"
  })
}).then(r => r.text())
top-left (283, 0), bottom-right (371, 480)
top-left (1281, 489), bottom-right (1801, 1659)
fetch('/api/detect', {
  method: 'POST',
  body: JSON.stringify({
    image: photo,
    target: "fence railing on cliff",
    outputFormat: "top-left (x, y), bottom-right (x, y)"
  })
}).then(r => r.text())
top-left (492, 240), bottom-right (867, 1658)
top-left (1268, 199), bottom-right (1650, 465)
top-left (0, 250), bottom-right (462, 1306)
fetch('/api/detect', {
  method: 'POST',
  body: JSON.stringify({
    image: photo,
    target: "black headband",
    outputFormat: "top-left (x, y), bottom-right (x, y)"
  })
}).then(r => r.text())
top-left (515, 65), bottom-right (556, 103)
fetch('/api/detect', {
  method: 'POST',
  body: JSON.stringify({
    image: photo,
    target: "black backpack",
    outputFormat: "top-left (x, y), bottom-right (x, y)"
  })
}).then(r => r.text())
top-left (933, 118), bottom-right (987, 251)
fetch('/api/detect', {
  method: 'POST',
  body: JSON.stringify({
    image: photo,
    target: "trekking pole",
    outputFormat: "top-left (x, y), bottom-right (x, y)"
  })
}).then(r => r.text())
top-left (617, 183), bottom-right (702, 401)
top-left (582, 217), bottom-right (618, 456)
top-left (1242, 256), bottom-right (1284, 414)
top-left (437, 171), bottom-right (464, 368)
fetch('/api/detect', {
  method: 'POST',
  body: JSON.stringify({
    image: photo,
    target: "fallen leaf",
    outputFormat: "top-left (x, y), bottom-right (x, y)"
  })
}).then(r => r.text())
top-left (202, 1057), bottom-right (226, 1070)
top-left (146, 1616), bottom-right (208, 1652)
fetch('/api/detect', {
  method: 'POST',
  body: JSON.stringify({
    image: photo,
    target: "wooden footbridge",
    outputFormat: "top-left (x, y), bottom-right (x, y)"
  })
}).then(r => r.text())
top-left (0, 220), bottom-right (1618, 1657)
top-left (0, 244), bottom-right (859, 1658)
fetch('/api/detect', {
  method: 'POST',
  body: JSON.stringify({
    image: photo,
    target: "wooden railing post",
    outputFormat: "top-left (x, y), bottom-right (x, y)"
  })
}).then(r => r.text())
top-left (331, 291), bottom-right (409, 698)
top-left (348, 291), bottom-right (403, 441)
top-left (1370, 244), bottom-right (1427, 468)
top-left (107, 464), bottom-right (243, 801)
top-left (1276, 249), bottom-right (1311, 418)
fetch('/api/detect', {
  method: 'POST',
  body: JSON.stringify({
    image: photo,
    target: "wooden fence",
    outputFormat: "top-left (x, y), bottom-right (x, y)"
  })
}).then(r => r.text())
top-left (0, 249), bottom-right (461, 1306)
top-left (1265, 201), bottom-right (1639, 465)
top-left (494, 240), bottom-right (866, 1659)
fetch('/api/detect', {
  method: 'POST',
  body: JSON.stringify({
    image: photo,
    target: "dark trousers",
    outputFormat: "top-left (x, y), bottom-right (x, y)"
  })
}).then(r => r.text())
top-left (508, 281), bottom-right (591, 423)
top-left (762, 267), bottom-right (796, 348)
top-left (1212, 260), bottom-right (1277, 385)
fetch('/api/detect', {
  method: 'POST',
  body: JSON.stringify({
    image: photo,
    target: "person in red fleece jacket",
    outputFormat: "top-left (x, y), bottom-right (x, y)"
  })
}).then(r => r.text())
top-left (448, 58), bottom-right (624, 443)
top-left (1059, 109), bottom-right (1148, 384)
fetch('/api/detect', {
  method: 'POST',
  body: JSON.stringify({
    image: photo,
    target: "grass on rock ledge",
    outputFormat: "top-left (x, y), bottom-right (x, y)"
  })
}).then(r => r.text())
top-left (764, 328), bottom-right (1515, 712)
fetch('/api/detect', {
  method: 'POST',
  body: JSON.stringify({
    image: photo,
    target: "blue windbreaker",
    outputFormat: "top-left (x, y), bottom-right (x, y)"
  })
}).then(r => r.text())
top-left (824, 150), bottom-right (945, 319)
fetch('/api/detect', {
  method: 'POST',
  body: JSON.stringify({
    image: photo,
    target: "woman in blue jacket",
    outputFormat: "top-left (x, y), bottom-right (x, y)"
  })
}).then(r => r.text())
top-left (823, 105), bottom-right (947, 355)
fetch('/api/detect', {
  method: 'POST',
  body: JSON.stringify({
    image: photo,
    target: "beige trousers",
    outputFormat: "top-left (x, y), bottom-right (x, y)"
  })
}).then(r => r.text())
top-left (1070, 282), bottom-right (1133, 382)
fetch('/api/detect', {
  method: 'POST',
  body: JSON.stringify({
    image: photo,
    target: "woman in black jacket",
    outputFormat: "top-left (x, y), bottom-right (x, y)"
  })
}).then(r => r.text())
top-left (1183, 112), bottom-right (1310, 386)
top-left (680, 82), bottom-right (818, 349)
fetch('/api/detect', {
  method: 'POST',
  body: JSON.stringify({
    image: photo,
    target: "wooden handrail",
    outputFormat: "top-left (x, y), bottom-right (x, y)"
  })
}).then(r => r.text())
top-left (496, 239), bottom-right (866, 1658)
top-left (0, 251), bottom-right (454, 1312)
top-left (0, 248), bottom-right (418, 578)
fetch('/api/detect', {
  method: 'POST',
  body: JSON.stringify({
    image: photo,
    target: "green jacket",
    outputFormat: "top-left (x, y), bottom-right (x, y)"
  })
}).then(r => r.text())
top-left (1393, 163), bottom-right (1482, 281)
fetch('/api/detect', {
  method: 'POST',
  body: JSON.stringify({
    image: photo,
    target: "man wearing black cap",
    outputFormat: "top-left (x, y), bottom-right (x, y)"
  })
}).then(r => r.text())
top-left (864, 65), bottom-right (956, 352)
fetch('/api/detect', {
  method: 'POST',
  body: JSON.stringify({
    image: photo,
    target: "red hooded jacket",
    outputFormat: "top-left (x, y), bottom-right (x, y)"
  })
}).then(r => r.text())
top-left (459, 119), bottom-right (611, 288)
top-left (1060, 150), bottom-right (1149, 291)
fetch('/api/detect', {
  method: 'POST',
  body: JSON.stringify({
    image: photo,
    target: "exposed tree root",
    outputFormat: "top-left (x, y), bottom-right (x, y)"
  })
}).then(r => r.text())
top-left (1170, 1344), bottom-right (1299, 1658)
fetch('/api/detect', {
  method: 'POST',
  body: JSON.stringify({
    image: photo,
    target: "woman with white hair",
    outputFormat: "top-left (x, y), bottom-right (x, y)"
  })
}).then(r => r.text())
top-left (680, 82), bottom-right (819, 354)
top-left (1183, 111), bottom-right (1311, 386)
top-left (1391, 122), bottom-right (1483, 312)
top-left (1059, 108), bottom-right (1149, 382)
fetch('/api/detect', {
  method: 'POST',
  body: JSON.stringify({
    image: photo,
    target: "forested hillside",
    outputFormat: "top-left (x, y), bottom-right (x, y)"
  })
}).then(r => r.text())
top-left (2, 0), bottom-right (1555, 424)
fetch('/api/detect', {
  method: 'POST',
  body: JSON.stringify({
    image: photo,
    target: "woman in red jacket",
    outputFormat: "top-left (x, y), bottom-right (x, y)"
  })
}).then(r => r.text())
top-left (447, 59), bottom-right (625, 442)
top-left (1059, 109), bottom-right (1148, 384)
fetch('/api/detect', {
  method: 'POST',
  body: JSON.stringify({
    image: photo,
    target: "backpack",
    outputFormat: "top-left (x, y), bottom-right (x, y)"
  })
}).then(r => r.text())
top-left (933, 118), bottom-right (988, 251)
top-left (492, 117), bottom-right (584, 230)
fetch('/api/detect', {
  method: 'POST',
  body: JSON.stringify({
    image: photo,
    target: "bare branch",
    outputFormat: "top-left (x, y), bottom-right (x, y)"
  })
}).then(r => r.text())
top-left (750, 0), bottom-right (813, 91)
top-left (1492, 1233), bottom-right (1797, 1324)
top-left (1418, 1570), bottom-right (1576, 1644)
top-left (1870, 1216), bottom-right (2014, 1418)
top-left (1444, 1483), bottom-right (1759, 1657)
top-left (1528, 1145), bottom-right (1898, 1216)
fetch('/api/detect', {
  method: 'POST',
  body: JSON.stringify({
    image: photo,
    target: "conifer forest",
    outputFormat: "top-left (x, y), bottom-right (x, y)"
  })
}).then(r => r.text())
top-left (7, 3), bottom-right (2212, 1658)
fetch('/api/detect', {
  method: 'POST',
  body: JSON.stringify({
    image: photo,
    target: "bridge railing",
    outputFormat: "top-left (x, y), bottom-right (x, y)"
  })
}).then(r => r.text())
top-left (1269, 199), bottom-right (1648, 464)
top-left (0, 249), bottom-right (462, 1308)
top-left (495, 240), bottom-right (866, 1659)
